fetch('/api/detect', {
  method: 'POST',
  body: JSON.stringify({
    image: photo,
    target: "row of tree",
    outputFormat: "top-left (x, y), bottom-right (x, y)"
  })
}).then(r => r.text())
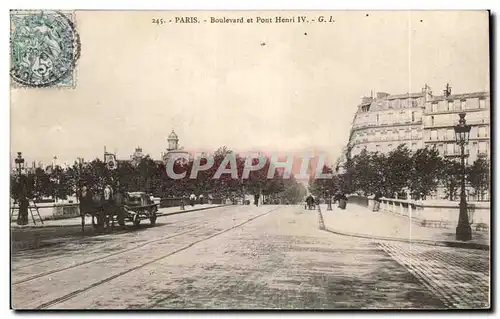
top-left (309, 145), bottom-right (490, 201)
top-left (10, 147), bottom-right (308, 205)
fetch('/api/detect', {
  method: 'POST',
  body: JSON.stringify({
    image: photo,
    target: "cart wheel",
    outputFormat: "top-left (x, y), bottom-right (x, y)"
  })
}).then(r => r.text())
top-left (150, 213), bottom-right (157, 226)
top-left (133, 214), bottom-right (141, 227)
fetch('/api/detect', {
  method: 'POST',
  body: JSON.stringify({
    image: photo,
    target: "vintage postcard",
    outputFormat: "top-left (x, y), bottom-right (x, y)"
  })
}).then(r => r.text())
top-left (10, 10), bottom-right (490, 310)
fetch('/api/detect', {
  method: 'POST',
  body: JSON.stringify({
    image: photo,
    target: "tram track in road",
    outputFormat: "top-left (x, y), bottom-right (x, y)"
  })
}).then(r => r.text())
top-left (12, 225), bottom-right (205, 285)
top-left (34, 207), bottom-right (279, 310)
top-left (12, 206), bottom-right (279, 309)
top-left (12, 206), bottom-right (235, 283)
top-left (12, 219), bottom-right (210, 272)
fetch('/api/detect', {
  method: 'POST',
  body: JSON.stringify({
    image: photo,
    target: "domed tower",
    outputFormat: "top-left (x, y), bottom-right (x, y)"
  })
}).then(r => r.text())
top-left (167, 130), bottom-right (179, 151)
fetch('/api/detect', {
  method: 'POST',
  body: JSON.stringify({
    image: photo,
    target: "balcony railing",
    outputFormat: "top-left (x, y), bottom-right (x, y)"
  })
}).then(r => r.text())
top-left (424, 118), bottom-right (490, 129)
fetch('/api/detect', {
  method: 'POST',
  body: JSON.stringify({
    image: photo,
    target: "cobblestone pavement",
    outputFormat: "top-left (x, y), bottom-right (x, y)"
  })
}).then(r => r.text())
top-left (377, 241), bottom-right (490, 309)
top-left (11, 205), bottom-right (489, 309)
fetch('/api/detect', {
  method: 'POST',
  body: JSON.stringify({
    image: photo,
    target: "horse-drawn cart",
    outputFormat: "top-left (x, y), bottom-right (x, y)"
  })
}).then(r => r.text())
top-left (122, 192), bottom-right (158, 226)
top-left (80, 190), bottom-right (159, 231)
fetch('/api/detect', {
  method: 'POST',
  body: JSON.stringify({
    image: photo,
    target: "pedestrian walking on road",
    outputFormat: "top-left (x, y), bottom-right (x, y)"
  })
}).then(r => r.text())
top-left (199, 194), bottom-right (204, 205)
top-left (102, 184), bottom-right (115, 227)
top-left (373, 192), bottom-right (382, 212)
top-left (190, 193), bottom-right (196, 206)
top-left (254, 194), bottom-right (259, 207)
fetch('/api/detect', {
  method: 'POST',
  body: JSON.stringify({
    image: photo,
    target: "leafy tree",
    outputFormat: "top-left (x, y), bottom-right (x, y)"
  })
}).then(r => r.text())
top-left (308, 165), bottom-right (337, 198)
top-left (382, 145), bottom-right (412, 198)
top-left (439, 158), bottom-right (462, 201)
top-left (350, 149), bottom-right (382, 196)
top-left (136, 156), bottom-right (159, 193)
top-left (467, 154), bottom-right (490, 201)
top-left (280, 175), bottom-right (307, 204)
top-left (47, 166), bottom-right (70, 201)
top-left (243, 156), bottom-right (269, 197)
top-left (409, 147), bottom-right (443, 200)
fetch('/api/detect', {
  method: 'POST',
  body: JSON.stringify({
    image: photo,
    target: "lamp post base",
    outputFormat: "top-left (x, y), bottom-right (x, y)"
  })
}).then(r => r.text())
top-left (326, 199), bottom-right (332, 211)
top-left (456, 223), bottom-right (472, 241)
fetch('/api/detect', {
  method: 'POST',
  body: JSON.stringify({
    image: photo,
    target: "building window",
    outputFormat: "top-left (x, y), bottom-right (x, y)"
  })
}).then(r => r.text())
top-left (430, 129), bottom-right (438, 141)
top-left (446, 143), bottom-right (454, 155)
top-left (438, 144), bottom-right (444, 155)
top-left (430, 115), bottom-right (435, 126)
top-left (376, 114), bottom-right (380, 124)
top-left (411, 112), bottom-right (416, 122)
top-left (447, 129), bottom-right (454, 140)
top-left (412, 143), bottom-right (417, 150)
top-left (479, 99), bottom-right (486, 109)
top-left (412, 99), bottom-right (418, 107)
top-left (448, 101), bottom-right (453, 111)
top-left (478, 142), bottom-right (487, 154)
top-left (460, 100), bottom-right (466, 110)
top-left (478, 126), bottom-right (487, 138)
top-left (388, 144), bottom-right (392, 150)
top-left (431, 102), bottom-right (438, 113)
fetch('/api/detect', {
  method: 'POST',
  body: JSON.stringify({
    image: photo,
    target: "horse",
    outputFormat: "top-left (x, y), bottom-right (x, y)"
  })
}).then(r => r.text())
top-left (79, 190), bottom-right (124, 232)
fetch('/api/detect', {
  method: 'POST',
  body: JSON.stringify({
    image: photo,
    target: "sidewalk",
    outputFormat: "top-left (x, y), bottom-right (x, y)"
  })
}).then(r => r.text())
top-left (320, 204), bottom-right (489, 250)
top-left (10, 204), bottom-right (226, 229)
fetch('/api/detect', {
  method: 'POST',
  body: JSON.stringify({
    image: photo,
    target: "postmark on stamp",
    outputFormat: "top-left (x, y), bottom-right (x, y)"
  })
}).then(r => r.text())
top-left (10, 10), bottom-right (80, 88)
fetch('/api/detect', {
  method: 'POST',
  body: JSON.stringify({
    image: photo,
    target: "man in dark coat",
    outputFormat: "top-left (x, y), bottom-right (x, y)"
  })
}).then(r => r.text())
top-left (16, 175), bottom-right (29, 225)
top-left (79, 185), bottom-right (96, 230)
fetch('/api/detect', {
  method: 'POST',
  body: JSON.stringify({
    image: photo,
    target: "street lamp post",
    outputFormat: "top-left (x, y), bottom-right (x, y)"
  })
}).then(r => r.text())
top-left (14, 152), bottom-right (29, 225)
top-left (454, 113), bottom-right (472, 241)
top-left (326, 190), bottom-right (333, 211)
top-left (15, 152), bottom-right (24, 176)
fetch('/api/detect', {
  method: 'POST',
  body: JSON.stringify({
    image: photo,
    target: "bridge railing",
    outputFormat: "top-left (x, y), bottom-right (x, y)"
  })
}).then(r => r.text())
top-left (347, 195), bottom-right (490, 230)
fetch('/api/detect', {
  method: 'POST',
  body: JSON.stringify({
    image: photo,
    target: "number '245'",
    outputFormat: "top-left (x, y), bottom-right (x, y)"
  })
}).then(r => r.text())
top-left (152, 18), bottom-right (165, 25)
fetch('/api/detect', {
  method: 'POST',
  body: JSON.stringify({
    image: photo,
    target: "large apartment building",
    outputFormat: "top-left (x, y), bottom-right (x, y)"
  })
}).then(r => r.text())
top-left (335, 84), bottom-right (490, 200)
top-left (423, 89), bottom-right (490, 165)
top-left (347, 85), bottom-right (432, 158)
top-left (343, 84), bottom-right (490, 161)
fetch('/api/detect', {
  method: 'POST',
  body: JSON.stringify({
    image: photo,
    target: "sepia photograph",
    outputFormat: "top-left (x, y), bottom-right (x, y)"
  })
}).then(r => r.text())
top-left (9, 10), bottom-right (491, 310)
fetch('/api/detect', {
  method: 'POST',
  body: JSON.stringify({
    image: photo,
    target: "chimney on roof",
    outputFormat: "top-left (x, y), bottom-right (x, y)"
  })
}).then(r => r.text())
top-left (361, 96), bottom-right (372, 104)
top-left (444, 83), bottom-right (451, 97)
top-left (422, 84), bottom-right (433, 101)
top-left (376, 92), bottom-right (389, 99)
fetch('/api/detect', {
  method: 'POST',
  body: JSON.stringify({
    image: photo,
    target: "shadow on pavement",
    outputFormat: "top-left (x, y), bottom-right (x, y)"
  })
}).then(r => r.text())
top-left (11, 222), bottom-right (168, 255)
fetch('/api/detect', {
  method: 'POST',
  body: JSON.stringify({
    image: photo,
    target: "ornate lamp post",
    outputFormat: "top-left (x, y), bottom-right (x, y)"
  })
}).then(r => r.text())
top-left (14, 152), bottom-right (29, 225)
top-left (15, 152), bottom-right (25, 176)
top-left (454, 113), bottom-right (472, 241)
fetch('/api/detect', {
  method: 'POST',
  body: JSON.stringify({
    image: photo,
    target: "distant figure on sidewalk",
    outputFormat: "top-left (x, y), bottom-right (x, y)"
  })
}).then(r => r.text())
top-left (254, 194), bottom-right (259, 206)
top-left (373, 192), bottom-right (382, 212)
top-left (337, 193), bottom-right (348, 210)
top-left (199, 194), bottom-right (204, 205)
top-left (314, 196), bottom-right (320, 207)
top-left (189, 193), bottom-right (196, 206)
top-left (103, 184), bottom-right (116, 227)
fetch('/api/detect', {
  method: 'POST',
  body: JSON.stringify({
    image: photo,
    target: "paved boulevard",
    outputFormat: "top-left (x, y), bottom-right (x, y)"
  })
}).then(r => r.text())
top-left (11, 205), bottom-right (489, 309)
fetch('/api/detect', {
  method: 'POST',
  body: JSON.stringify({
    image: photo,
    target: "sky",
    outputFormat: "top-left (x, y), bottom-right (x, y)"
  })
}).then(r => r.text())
top-left (10, 10), bottom-right (490, 167)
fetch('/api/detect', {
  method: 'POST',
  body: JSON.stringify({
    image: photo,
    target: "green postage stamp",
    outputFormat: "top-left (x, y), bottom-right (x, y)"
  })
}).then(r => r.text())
top-left (10, 10), bottom-right (80, 88)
